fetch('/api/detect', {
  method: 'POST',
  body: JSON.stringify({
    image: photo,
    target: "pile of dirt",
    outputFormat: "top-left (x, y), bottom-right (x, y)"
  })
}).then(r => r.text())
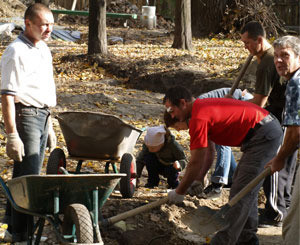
top-left (91, 53), bottom-right (232, 95)
top-left (0, 0), bottom-right (26, 19)
top-left (0, 1), bottom-right (284, 245)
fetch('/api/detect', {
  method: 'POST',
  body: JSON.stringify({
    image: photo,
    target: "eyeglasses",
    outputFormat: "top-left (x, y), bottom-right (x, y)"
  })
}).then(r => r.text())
top-left (166, 107), bottom-right (173, 113)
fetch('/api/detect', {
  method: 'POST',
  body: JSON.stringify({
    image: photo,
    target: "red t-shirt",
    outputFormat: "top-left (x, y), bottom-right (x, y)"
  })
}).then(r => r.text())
top-left (189, 98), bottom-right (269, 149)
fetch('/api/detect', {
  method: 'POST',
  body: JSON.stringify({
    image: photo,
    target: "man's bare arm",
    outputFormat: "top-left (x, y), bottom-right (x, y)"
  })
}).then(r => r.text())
top-left (247, 93), bottom-right (268, 107)
top-left (1, 94), bottom-right (17, 134)
top-left (176, 146), bottom-right (213, 195)
top-left (266, 126), bottom-right (300, 173)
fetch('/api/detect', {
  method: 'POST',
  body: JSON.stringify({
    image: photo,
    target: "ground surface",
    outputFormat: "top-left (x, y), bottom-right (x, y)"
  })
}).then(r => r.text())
top-left (0, 1), bottom-right (287, 244)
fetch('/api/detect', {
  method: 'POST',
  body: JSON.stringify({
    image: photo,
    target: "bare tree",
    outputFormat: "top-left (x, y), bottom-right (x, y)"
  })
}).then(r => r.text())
top-left (191, 0), bottom-right (229, 37)
top-left (225, 0), bottom-right (285, 37)
top-left (191, 0), bottom-right (285, 37)
top-left (172, 0), bottom-right (193, 51)
top-left (88, 0), bottom-right (107, 55)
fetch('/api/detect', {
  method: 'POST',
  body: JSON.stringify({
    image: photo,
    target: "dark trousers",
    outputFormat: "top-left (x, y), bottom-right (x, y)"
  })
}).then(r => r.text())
top-left (4, 105), bottom-right (50, 242)
top-left (263, 149), bottom-right (298, 220)
top-left (263, 106), bottom-right (298, 221)
top-left (144, 153), bottom-right (179, 189)
top-left (211, 118), bottom-right (283, 244)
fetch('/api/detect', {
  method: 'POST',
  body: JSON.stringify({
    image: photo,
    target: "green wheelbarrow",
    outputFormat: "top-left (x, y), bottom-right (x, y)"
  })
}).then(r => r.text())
top-left (47, 111), bottom-right (143, 198)
top-left (0, 173), bottom-right (168, 244)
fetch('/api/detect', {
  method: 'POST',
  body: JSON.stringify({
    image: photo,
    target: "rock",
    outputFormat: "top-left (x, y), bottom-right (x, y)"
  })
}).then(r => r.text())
top-left (108, 36), bottom-right (124, 45)
top-left (113, 221), bottom-right (127, 232)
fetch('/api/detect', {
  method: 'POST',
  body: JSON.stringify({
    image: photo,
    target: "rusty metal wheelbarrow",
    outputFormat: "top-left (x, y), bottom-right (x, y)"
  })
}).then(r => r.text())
top-left (47, 111), bottom-right (143, 198)
top-left (0, 174), bottom-right (168, 244)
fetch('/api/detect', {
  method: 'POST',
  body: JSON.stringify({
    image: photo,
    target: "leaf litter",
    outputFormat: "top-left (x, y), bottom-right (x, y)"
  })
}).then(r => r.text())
top-left (0, 8), bottom-right (283, 245)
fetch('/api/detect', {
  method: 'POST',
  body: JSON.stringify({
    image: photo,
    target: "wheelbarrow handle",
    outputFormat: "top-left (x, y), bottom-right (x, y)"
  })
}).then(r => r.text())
top-left (0, 176), bottom-right (15, 207)
top-left (229, 167), bottom-right (271, 207)
top-left (102, 196), bottom-right (168, 227)
top-left (229, 54), bottom-right (253, 96)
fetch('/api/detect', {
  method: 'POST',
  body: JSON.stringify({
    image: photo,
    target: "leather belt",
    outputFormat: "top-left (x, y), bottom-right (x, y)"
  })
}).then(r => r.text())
top-left (253, 113), bottom-right (275, 131)
top-left (15, 103), bottom-right (49, 111)
top-left (244, 114), bottom-right (275, 142)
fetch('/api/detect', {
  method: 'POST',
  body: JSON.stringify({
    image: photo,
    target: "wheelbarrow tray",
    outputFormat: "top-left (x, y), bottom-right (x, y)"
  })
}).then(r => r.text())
top-left (7, 174), bottom-right (125, 214)
top-left (56, 111), bottom-right (142, 160)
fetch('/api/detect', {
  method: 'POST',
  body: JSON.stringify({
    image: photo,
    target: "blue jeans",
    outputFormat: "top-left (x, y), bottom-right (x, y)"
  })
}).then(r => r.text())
top-left (5, 104), bottom-right (50, 242)
top-left (211, 144), bottom-right (237, 185)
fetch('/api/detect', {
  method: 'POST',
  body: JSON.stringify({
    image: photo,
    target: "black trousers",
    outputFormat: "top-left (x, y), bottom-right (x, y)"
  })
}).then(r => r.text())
top-left (144, 153), bottom-right (179, 189)
top-left (263, 105), bottom-right (298, 221)
top-left (263, 149), bottom-right (298, 220)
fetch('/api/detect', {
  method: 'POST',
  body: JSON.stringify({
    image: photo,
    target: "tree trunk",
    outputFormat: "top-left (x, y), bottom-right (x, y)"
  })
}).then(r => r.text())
top-left (35, 0), bottom-right (50, 6)
top-left (172, 0), bottom-right (193, 51)
top-left (191, 0), bottom-right (230, 37)
top-left (88, 0), bottom-right (107, 55)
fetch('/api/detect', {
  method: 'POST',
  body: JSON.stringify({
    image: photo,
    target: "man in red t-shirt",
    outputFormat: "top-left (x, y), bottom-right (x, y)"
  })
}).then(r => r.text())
top-left (163, 86), bottom-right (283, 245)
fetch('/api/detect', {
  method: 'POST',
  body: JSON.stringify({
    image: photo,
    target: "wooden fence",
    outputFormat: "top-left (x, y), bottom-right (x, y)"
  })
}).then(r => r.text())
top-left (53, 0), bottom-right (299, 32)
top-left (273, 0), bottom-right (300, 32)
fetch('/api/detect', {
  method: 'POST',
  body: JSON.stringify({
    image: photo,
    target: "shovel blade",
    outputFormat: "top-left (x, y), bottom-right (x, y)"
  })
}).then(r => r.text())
top-left (182, 204), bottom-right (230, 237)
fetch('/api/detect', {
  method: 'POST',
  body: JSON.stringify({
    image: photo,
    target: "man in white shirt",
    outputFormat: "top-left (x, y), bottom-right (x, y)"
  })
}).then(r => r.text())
top-left (0, 3), bottom-right (56, 243)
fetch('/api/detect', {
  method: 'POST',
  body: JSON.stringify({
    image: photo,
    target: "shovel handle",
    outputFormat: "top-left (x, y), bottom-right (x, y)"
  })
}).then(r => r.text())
top-left (103, 196), bottom-right (168, 226)
top-left (228, 54), bottom-right (253, 95)
top-left (228, 167), bottom-right (271, 207)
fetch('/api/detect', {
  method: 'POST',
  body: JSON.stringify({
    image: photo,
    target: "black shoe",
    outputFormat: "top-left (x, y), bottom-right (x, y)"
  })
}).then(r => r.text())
top-left (203, 183), bottom-right (223, 199)
top-left (167, 180), bottom-right (179, 189)
top-left (144, 183), bottom-right (157, 188)
top-left (258, 214), bottom-right (282, 228)
top-left (258, 208), bottom-right (265, 215)
top-left (237, 236), bottom-right (259, 245)
top-left (223, 182), bottom-right (232, 188)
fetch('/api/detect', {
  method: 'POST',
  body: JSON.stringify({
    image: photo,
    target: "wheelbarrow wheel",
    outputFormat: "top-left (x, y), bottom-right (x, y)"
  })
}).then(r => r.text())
top-left (62, 203), bottom-right (94, 243)
top-left (46, 148), bottom-right (66, 174)
top-left (120, 153), bottom-right (136, 198)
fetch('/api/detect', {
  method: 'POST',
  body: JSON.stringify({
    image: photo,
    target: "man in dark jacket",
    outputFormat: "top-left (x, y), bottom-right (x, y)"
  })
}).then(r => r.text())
top-left (240, 21), bottom-right (298, 227)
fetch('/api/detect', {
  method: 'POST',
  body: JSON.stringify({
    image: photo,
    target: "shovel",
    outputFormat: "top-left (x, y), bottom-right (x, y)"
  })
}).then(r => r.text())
top-left (101, 196), bottom-right (169, 227)
top-left (228, 54), bottom-right (253, 96)
top-left (182, 167), bottom-right (271, 236)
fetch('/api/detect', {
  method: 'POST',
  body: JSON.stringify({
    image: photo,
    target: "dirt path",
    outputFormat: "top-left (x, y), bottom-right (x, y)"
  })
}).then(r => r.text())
top-left (48, 80), bottom-right (283, 245)
top-left (0, 2), bottom-right (286, 243)
top-left (0, 78), bottom-right (284, 245)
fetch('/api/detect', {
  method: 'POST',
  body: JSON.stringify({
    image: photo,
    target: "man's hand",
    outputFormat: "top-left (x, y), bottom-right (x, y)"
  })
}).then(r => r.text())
top-left (47, 118), bottom-right (57, 152)
top-left (168, 189), bottom-right (184, 204)
top-left (186, 180), bottom-right (204, 197)
top-left (224, 94), bottom-right (233, 99)
top-left (6, 132), bottom-right (25, 162)
top-left (265, 156), bottom-right (285, 174)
